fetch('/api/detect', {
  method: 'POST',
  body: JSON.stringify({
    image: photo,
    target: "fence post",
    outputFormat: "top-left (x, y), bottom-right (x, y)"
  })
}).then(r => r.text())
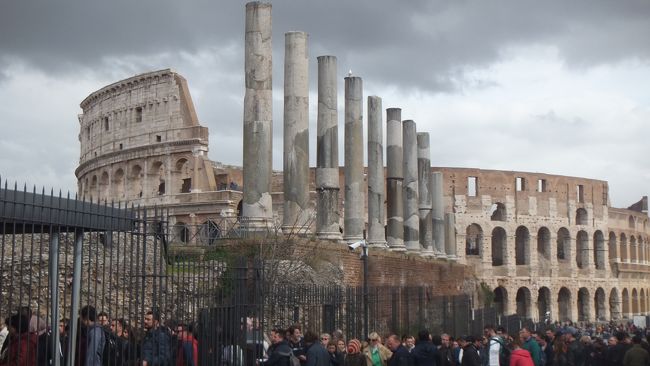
top-left (66, 229), bottom-right (84, 366)
top-left (49, 231), bottom-right (61, 366)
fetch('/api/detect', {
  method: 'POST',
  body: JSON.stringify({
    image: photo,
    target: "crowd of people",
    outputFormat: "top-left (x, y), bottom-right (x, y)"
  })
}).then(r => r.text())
top-left (0, 305), bottom-right (198, 366)
top-left (260, 322), bottom-right (650, 366)
top-left (3, 306), bottom-right (650, 366)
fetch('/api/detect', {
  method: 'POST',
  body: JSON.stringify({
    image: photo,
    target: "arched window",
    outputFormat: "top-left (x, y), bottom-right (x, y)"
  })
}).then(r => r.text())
top-left (491, 203), bottom-right (506, 221)
top-left (557, 228), bottom-right (570, 261)
top-left (593, 231), bottom-right (605, 270)
top-left (576, 230), bottom-right (589, 269)
top-left (515, 226), bottom-right (530, 265)
top-left (537, 227), bottom-right (551, 260)
top-left (491, 227), bottom-right (507, 266)
top-left (576, 208), bottom-right (588, 226)
top-left (465, 224), bottom-right (482, 256)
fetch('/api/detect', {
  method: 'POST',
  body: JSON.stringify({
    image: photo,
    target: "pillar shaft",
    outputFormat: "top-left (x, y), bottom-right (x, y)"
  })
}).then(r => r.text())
top-left (444, 212), bottom-right (456, 257)
top-left (343, 76), bottom-right (364, 242)
top-left (432, 172), bottom-right (445, 256)
top-left (367, 96), bottom-right (386, 246)
top-left (316, 55), bottom-right (341, 240)
top-left (243, 2), bottom-right (273, 228)
top-left (386, 108), bottom-right (405, 251)
top-left (417, 132), bottom-right (433, 255)
top-left (403, 120), bottom-right (420, 252)
top-left (282, 31), bottom-right (310, 233)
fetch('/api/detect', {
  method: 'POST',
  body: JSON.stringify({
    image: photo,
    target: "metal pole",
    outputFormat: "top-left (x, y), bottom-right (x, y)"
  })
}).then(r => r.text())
top-left (49, 231), bottom-right (61, 366)
top-left (67, 229), bottom-right (84, 366)
top-left (362, 242), bottom-right (369, 340)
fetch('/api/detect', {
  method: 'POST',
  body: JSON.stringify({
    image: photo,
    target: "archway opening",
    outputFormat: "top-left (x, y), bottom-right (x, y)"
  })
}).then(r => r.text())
top-left (557, 228), bottom-right (570, 261)
top-left (491, 227), bottom-right (506, 266)
top-left (576, 230), bottom-right (589, 269)
top-left (610, 288), bottom-right (621, 320)
top-left (494, 286), bottom-right (508, 316)
top-left (515, 226), bottom-right (530, 265)
top-left (576, 208), bottom-right (588, 225)
top-left (577, 287), bottom-right (590, 321)
top-left (593, 231), bottom-right (605, 270)
top-left (516, 287), bottom-right (532, 318)
top-left (558, 287), bottom-right (571, 321)
top-left (537, 227), bottom-right (551, 261)
top-left (465, 224), bottom-right (483, 256)
top-left (595, 288), bottom-right (606, 321)
top-left (537, 287), bottom-right (551, 321)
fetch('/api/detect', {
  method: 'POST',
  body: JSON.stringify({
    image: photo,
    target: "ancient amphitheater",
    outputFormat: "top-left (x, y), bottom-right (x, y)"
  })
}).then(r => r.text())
top-left (75, 2), bottom-right (649, 324)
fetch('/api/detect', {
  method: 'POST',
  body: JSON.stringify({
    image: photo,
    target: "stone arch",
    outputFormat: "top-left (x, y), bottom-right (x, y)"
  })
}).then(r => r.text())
top-left (576, 208), bottom-right (588, 225)
top-left (89, 175), bottom-right (98, 202)
top-left (628, 215), bottom-right (635, 229)
top-left (558, 287), bottom-right (572, 321)
top-left (630, 236), bottom-right (637, 263)
top-left (515, 226), bottom-right (530, 265)
top-left (516, 287), bottom-right (532, 318)
top-left (622, 288), bottom-right (630, 318)
top-left (491, 227), bottom-right (507, 266)
top-left (491, 202), bottom-right (506, 221)
top-left (609, 231), bottom-right (618, 263)
top-left (537, 287), bottom-right (551, 321)
top-left (112, 168), bottom-right (125, 200)
top-left (594, 287), bottom-right (606, 321)
top-left (577, 287), bottom-right (591, 321)
top-left (130, 165), bottom-right (143, 199)
top-left (639, 289), bottom-right (648, 314)
top-left (174, 222), bottom-right (190, 244)
top-left (465, 223), bottom-right (482, 256)
top-left (632, 288), bottom-right (639, 315)
top-left (494, 286), bottom-right (508, 316)
top-left (620, 233), bottom-right (628, 262)
top-left (537, 227), bottom-right (551, 261)
top-left (557, 227), bottom-right (571, 261)
top-left (593, 230), bottom-right (605, 270)
top-left (99, 171), bottom-right (109, 201)
top-left (610, 288), bottom-right (621, 320)
top-left (173, 157), bottom-right (192, 193)
top-left (150, 161), bottom-right (165, 196)
top-left (198, 220), bottom-right (220, 245)
top-left (576, 230), bottom-right (589, 269)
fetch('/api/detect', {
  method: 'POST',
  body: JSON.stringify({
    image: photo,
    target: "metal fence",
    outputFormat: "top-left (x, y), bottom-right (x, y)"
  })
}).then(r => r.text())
top-left (1, 177), bottom-right (536, 366)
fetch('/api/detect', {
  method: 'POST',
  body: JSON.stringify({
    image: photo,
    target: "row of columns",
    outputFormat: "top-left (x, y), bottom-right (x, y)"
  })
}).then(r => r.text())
top-left (241, 2), bottom-right (456, 258)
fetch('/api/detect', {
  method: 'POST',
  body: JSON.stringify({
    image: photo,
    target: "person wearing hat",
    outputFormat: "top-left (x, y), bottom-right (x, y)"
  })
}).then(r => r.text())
top-left (344, 339), bottom-right (365, 366)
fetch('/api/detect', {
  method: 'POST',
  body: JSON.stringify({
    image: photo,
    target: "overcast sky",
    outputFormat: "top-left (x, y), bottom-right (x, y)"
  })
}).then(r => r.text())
top-left (1, 0), bottom-right (648, 208)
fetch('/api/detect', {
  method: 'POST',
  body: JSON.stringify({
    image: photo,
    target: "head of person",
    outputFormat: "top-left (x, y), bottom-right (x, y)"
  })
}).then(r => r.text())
top-left (80, 305), bottom-right (97, 327)
top-left (580, 335), bottom-right (592, 346)
top-left (111, 319), bottom-right (123, 337)
top-left (347, 339), bottom-right (362, 355)
top-left (327, 341), bottom-right (337, 354)
top-left (270, 327), bottom-right (285, 344)
top-left (405, 336), bottom-right (415, 349)
top-left (441, 333), bottom-right (450, 347)
top-left (519, 327), bottom-right (532, 341)
top-left (417, 329), bottom-right (430, 343)
top-left (144, 310), bottom-right (160, 330)
top-left (496, 326), bottom-right (506, 338)
top-left (484, 324), bottom-right (496, 337)
top-left (59, 318), bottom-right (68, 336)
top-left (337, 339), bottom-right (346, 353)
top-left (303, 330), bottom-right (319, 346)
top-left (386, 334), bottom-right (402, 351)
top-left (511, 336), bottom-right (524, 350)
top-left (463, 335), bottom-right (475, 347)
top-left (287, 325), bottom-right (302, 343)
top-left (320, 333), bottom-right (331, 346)
top-left (8, 314), bottom-right (29, 335)
top-left (368, 332), bottom-right (382, 348)
top-left (97, 311), bottom-right (109, 326)
top-left (633, 335), bottom-right (643, 344)
top-left (608, 336), bottom-right (618, 346)
top-left (545, 329), bottom-right (555, 340)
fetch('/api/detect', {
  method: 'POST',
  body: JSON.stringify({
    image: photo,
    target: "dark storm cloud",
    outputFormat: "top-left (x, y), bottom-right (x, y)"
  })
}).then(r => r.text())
top-left (2, 0), bottom-right (649, 92)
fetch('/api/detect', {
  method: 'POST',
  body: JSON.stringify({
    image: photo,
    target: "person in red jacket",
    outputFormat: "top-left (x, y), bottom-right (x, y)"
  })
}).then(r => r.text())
top-left (0, 314), bottom-right (37, 366)
top-left (509, 337), bottom-right (534, 366)
top-left (175, 323), bottom-right (198, 366)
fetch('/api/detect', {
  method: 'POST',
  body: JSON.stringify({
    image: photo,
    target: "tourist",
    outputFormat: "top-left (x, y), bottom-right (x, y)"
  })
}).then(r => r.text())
top-left (327, 341), bottom-right (342, 366)
top-left (552, 335), bottom-right (569, 366)
top-left (288, 325), bottom-right (306, 363)
top-left (438, 333), bottom-right (456, 366)
top-left (344, 339), bottom-right (365, 366)
top-left (0, 313), bottom-right (37, 366)
top-left (321, 333), bottom-right (331, 347)
top-left (141, 310), bottom-right (171, 366)
top-left (411, 329), bottom-right (438, 366)
top-left (175, 323), bottom-right (198, 366)
top-left (386, 334), bottom-right (411, 366)
top-left (459, 336), bottom-right (481, 366)
top-left (622, 335), bottom-right (650, 366)
top-left (303, 330), bottom-right (329, 366)
top-left (509, 337), bottom-right (534, 366)
top-left (80, 305), bottom-right (105, 366)
top-left (520, 327), bottom-right (542, 366)
top-left (484, 325), bottom-right (502, 366)
top-left (364, 332), bottom-right (392, 366)
top-left (259, 327), bottom-right (293, 366)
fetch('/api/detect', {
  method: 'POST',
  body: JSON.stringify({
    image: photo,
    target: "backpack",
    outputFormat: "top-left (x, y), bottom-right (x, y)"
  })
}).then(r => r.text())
top-left (278, 351), bottom-right (301, 366)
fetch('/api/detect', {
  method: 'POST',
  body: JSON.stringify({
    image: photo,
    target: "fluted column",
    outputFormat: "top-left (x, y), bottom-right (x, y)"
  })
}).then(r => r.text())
top-left (282, 31), bottom-right (310, 233)
top-left (243, 1), bottom-right (273, 229)
top-left (315, 56), bottom-right (341, 240)
top-left (386, 108), bottom-right (405, 251)
top-left (343, 76), bottom-right (364, 242)
top-left (367, 96), bottom-right (386, 246)
top-left (432, 172), bottom-right (445, 256)
top-left (403, 120), bottom-right (420, 253)
top-left (417, 132), bottom-right (433, 256)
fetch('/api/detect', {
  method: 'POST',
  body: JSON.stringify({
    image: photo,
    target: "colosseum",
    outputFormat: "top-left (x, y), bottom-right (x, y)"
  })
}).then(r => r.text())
top-left (75, 67), bottom-right (650, 325)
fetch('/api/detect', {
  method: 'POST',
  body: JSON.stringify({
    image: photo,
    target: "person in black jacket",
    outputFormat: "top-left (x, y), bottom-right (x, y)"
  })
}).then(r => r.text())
top-left (260, 328), bottom-right (293, 366)
top-left (411, 330), bottom-right (437, 366)
top-left (387, 334), bottom-right (413, 366)
top-left (141, 310), bottom-right (171, 366)
top-left (459, 336), bottom-right (481, 366)
top-left (304, 331), bottom-right (330, 366)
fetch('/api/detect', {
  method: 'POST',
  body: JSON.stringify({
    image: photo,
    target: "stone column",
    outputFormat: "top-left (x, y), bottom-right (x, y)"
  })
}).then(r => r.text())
top-left (432, 172), bottom-right (445, 256)
top-left (316, 56), bottom-right (341, 240)
top-left (343, 76), bottom-right (364, 242)
top-left (444, 212), bottom-right (456, 258)
top-left (403, 120), bottom-right (420, 253)
top-left (367, 96), bottom-right (386, 247)
top-left (282, 31), bottom-right (310, 233)
top-left (386, 108), bottom-right (405, 251)
top-left (417, 132), bottom-right (433, 256)
top-left (243, 1), bottom-right (273, 229)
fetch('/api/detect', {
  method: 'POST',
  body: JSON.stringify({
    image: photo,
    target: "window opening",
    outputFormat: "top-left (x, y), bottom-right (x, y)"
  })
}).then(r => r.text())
top-left (516, 177), bottom-right (526, 191)
top-left (537, 179), bottom-right (546, 192)
top-left (467, 177), bottom-right (477, 197)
